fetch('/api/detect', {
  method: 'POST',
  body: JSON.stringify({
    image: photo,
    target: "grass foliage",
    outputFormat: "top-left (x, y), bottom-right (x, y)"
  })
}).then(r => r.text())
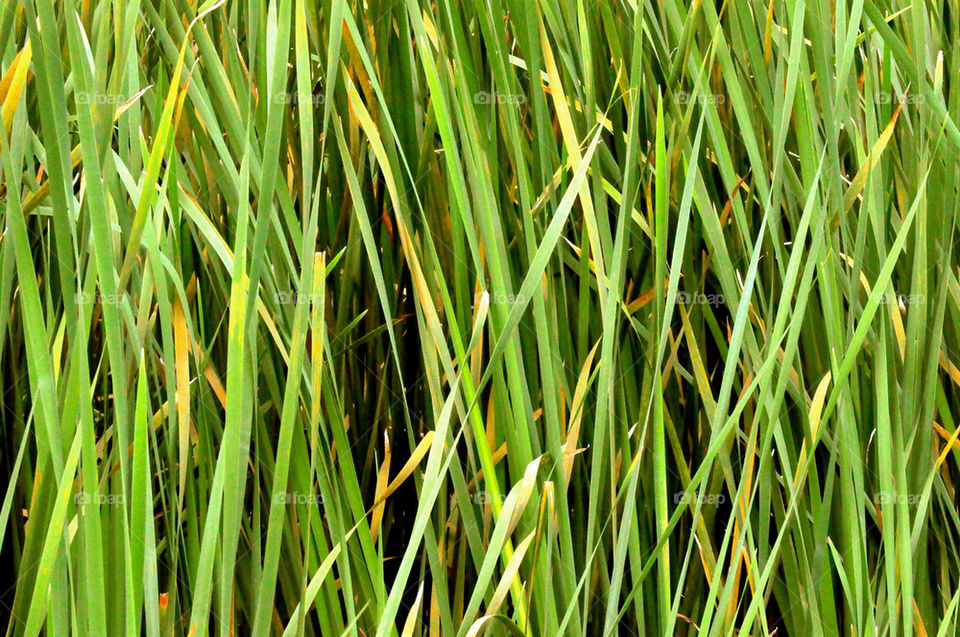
top-left (2, 0), bottom-right (960, 634)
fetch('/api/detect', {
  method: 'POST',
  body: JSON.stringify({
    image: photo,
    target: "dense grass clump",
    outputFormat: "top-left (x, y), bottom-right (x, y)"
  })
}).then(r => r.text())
top-left (2, 0), bottom-right (960, 634)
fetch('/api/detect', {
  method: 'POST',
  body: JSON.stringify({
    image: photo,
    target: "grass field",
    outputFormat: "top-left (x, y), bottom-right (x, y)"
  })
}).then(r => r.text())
top-left (2, 0), bottom-right (960, 634)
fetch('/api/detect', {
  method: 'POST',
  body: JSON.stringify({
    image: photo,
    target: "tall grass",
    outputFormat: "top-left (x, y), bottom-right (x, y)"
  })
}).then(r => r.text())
top-left (1, 0), bottom-right (960, 634)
